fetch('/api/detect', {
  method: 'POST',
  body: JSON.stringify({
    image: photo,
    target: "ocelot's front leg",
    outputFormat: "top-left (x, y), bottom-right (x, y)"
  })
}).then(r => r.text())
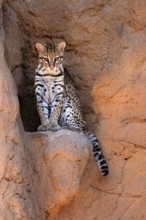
top-left (46, 92), bottom-right (64, 131)
top-left (35, 91), bottom-right (50, 131)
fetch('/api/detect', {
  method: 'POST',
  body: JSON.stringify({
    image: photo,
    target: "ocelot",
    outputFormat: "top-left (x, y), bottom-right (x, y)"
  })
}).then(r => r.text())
top-left (35, 41), bottom-right (109, 176)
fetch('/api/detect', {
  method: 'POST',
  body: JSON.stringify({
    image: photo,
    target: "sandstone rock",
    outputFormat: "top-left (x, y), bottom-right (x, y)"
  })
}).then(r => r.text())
top-left (0, 6), bottom-right (40, 219)
top-left (2, 0), bottom-right (146, 220)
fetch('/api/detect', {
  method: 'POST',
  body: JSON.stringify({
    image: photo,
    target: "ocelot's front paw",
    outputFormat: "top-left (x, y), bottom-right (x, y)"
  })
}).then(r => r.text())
top-left (37, 123), bottom-right (61, 132)
top-left (46, 123), bottom-right (61, 131)
top-left (37, 124), bottom-right (48, 132)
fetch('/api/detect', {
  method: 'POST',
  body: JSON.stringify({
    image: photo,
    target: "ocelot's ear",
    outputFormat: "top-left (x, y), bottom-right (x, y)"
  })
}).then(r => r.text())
top-left (36, 43), bottom-right (45, 53)
top-left (57, 42), bottom-right (66, 51)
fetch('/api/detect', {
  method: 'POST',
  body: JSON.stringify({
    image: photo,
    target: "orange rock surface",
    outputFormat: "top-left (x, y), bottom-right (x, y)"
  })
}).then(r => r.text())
top-left (1, 0), bottom-right (146, 219)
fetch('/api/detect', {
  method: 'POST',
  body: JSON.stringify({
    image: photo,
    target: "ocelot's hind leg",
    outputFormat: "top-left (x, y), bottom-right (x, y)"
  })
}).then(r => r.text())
top-left (60, 106), bottom-right (86, 133)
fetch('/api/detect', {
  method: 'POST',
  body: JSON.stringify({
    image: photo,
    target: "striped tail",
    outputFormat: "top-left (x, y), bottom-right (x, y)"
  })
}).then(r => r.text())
top-left (85, 131), bottom-right (109, 176)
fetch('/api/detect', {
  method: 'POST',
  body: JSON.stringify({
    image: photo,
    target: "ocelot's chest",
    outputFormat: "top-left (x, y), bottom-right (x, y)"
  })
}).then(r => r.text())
top-left (41, 76), bottom-right (64, 102)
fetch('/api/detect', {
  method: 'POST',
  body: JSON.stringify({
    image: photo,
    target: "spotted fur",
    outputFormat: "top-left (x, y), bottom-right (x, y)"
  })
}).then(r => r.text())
top-left (35, 42), bottom-right (109, 176)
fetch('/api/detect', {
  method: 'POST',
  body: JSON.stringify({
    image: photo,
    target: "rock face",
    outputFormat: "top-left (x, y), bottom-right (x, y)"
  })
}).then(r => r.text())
top-left (2, 0), bottom-right (146, 219)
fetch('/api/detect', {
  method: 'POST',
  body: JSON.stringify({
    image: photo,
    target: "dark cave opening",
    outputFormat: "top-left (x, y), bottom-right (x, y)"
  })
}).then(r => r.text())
top-left (19, 93), bottom-right (40, 132)
top-left (17, 44), bottom-right (41, 132)
top-left (18, 59), bottom-right (41, 132)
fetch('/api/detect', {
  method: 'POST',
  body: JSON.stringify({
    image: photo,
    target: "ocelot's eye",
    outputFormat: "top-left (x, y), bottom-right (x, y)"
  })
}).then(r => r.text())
top-left (54, 57), bottom-right (60, 62)
top-left (43, 57), bottom-right (49, 62)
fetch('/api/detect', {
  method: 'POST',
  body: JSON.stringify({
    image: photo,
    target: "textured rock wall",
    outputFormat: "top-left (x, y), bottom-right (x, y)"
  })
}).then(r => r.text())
top-left (2, 0), bottom-right (146, 219)
top-left (0, 3), bottom-right (40, 219)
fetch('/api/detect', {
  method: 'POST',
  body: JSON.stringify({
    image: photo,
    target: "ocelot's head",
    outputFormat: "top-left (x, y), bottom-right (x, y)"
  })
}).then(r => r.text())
top-left (36, 42), bottom-right (66, 73)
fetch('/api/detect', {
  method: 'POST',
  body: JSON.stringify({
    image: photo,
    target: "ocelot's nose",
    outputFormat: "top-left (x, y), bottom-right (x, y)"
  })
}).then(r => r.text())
top-left (50, 65), bottom-right (54, 70)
